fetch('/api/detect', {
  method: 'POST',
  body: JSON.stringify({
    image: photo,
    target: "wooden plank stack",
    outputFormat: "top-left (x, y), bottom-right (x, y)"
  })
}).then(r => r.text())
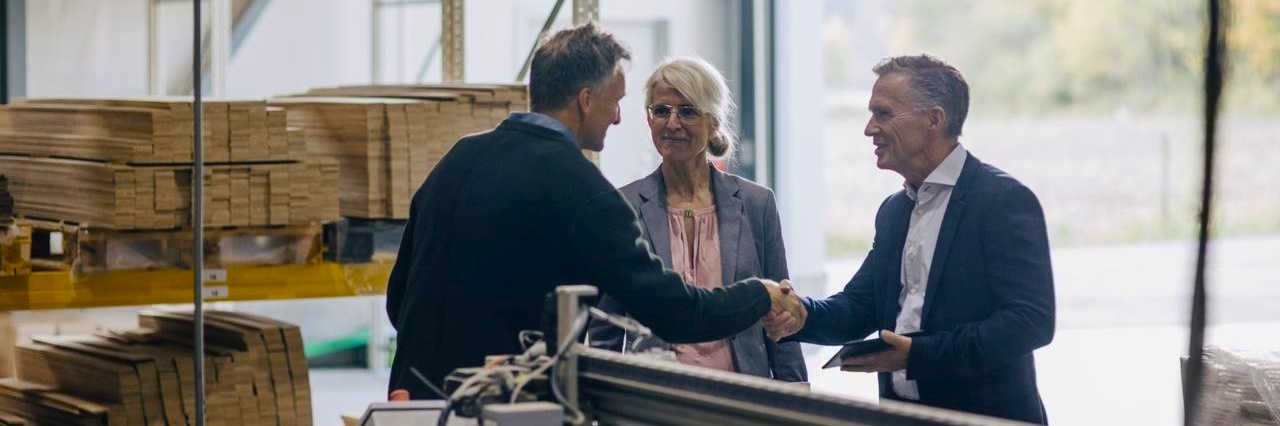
top-left (0, 310), bottom-right (312, 425)
top-left (0, 98), bottom-right (337, 230)
top-left (271, 83), bottom-right (528, 218)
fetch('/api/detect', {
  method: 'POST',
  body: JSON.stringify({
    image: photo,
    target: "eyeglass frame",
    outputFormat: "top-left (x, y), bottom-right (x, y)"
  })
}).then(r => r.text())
top-left (645, 104), bottom-right (707, 125)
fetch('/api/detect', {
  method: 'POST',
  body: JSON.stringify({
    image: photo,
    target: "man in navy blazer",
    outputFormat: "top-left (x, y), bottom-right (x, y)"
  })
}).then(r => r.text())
top-left (766, 55), bottom-right (1055, 424)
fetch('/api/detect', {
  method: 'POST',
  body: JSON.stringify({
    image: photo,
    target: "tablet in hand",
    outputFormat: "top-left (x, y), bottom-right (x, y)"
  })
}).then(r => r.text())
top-left (821, 337), bottom-right (893, 369)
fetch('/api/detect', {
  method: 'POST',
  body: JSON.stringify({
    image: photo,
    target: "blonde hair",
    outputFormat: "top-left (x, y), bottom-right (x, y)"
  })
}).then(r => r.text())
top-left (644, 57), bottom-right (737, 160)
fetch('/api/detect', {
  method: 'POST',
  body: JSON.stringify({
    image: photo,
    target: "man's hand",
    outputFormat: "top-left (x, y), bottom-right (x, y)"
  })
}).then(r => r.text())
top-left (763, 279), bottom-right (807, 341)
top-left (841, 330), bottom-right (912, 373)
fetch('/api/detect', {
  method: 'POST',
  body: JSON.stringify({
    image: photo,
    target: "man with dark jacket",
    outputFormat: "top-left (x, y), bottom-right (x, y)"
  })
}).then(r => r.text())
top-left (386, 23), bottom-right (797, 397)
top-left (766, 55), bottom-right (1055, 424)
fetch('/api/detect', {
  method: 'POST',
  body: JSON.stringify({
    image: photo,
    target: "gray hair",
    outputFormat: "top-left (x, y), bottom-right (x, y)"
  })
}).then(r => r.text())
top-left (529, 22), bottom-right (632, 112)
top-left (872, 54), bottom-right (970, 138)
top-left (644, 57), bottom-right (738, 160)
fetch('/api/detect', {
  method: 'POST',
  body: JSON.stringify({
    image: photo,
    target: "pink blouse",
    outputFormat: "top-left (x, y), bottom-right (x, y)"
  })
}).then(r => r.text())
top-left (667, 205), bottom-right (735, 373)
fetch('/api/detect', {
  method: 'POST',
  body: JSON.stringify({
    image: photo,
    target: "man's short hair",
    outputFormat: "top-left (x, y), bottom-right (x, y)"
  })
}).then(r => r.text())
top-left (872, 54), bottom-right (970, 138)
top-left (529, 23), bottom-right (632, 112)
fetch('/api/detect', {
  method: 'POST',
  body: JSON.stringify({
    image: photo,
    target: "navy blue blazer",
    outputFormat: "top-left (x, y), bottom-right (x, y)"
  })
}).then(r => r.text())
top-left (589, 166), bottom-right (808, 382)
top-left (793, 155), bottom-right (1054, 424)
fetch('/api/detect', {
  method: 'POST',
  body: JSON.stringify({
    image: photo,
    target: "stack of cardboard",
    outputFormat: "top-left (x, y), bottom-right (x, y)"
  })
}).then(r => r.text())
top-left (0, 98), bottom-right (337, 229)
top-left (0, 98), bottom-right (304, 163)
top-left (0, 156), bottom-right (338, 229)
top-left (266, 98), bottom-right (402, 218)
top-left (0, 310), bottom-right (312, 425)
top-left (138, 310), bottom-right (312, 426)
top-left (271, 83), bottom-right (527, 218)
top-left (0, 377), bottom-right (120, 426)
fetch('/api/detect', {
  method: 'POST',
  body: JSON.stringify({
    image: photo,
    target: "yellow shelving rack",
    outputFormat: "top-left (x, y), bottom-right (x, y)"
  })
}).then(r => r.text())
top-left (0, 262), bottom-right (390, 311)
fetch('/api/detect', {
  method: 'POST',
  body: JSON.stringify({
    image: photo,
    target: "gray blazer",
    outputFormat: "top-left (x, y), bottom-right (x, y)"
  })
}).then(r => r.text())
top-left (587, 165), bottom-right (808, 382)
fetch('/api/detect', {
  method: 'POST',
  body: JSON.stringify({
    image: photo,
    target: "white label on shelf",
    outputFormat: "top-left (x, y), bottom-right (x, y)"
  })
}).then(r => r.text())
top-left (203, 286), bottom-right (230, 300)
top-left (203, 269), bottom-right (228, 283)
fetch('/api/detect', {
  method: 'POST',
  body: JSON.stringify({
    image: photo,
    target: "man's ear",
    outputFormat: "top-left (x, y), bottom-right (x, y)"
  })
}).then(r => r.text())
top-left (576, 87), bottom-right (593, 114)
top-left (927, 105), bottom-right (946, 131)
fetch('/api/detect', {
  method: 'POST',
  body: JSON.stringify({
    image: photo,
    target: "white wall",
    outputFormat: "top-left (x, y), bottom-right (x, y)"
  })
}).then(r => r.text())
top-left (227, 0), bottom-right (372, 97)
top-left (25, 0), bottom-right (150, 97)
top-left (774, 2), bottom-right (827, 294)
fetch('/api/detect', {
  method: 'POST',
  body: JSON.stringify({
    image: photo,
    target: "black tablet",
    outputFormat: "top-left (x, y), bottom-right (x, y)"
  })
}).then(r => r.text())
top-left (821, 337), bottom-right (893, 369)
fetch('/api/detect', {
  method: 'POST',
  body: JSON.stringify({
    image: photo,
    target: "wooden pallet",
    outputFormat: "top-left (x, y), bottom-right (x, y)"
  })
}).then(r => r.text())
top-left (16, 218), bottom-right (322, 274)
top-left (322, 218), bottom-right (406, 263)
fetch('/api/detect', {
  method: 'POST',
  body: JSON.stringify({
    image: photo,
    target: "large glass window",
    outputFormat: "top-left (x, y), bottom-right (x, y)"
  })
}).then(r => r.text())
top-left (814, 1), bottom-right (1280, 423)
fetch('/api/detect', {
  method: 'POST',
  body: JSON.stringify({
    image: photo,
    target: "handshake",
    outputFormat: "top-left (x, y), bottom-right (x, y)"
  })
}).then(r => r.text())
top-left (762, 279), bottom-right (807, 341)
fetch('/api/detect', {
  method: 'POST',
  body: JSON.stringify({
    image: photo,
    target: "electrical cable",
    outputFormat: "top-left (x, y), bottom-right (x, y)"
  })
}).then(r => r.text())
top-left (585, 306), bottom-right (655, 353)
top-left (547, 311), bottom-right (590, 424)
top-left (409, 366), bottom-right (450, 400)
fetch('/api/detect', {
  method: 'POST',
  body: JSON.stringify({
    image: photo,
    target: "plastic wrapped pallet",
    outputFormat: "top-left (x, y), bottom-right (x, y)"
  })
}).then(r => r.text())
top-left (1194, 346), bottom-right (1280, 425)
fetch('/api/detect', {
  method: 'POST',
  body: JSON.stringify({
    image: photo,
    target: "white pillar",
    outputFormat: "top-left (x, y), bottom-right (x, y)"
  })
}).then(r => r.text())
top-left (772, 1), bottom-right (826, 295)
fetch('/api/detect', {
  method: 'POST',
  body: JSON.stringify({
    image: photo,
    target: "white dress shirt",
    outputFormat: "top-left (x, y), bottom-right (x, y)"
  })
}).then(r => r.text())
top-left (892, 144), bottom-right (968, 400)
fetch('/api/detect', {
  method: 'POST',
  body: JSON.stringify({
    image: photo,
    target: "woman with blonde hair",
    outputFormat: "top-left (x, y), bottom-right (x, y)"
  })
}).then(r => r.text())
top-left (588, 57), bottom-right (806, 382)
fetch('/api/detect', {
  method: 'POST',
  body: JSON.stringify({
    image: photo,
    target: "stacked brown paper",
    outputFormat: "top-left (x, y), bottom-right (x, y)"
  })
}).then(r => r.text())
top-left (271, 83), bottom-right (527, 218)
top-left (0, 97), bottom-right (333, 230)
top-left (0, 98), bottom-right (303, 164)
top-left (0, 156), bottom-right (338, 229)
top-left (0, 377), bottom-right (122, 426)
top-left (0, 311), bottom-right (312, 425)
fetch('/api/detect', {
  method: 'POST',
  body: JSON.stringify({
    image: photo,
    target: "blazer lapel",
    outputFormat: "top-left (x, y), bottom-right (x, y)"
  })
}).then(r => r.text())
top-left (921, 155), bottom-right (978, 326)
top-left (711, 167), bottom-right (744, 284)
top-left (636, 170), bottom-right (673, 266)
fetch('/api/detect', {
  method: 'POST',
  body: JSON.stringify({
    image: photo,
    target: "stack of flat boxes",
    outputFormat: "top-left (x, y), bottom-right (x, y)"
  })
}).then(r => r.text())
top-left (0, 310), bottom-right (312, 425)
top-left (0, 98), bottom-right (337, 230)
top-left (272, 84), bottom-right (529, 219)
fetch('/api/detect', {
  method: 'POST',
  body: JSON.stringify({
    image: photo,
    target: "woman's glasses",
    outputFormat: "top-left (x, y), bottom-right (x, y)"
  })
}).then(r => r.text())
top-left (646, 104), bottom-right (704, 125)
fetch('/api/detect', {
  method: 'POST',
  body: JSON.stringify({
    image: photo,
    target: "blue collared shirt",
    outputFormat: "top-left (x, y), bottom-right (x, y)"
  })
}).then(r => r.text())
top-left (507, 112), bottom-right (577, 144)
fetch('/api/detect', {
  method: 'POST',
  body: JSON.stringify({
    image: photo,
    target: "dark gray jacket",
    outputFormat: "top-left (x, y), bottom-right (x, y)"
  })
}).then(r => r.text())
top-left (588, 166), bottom-right (808, 382)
